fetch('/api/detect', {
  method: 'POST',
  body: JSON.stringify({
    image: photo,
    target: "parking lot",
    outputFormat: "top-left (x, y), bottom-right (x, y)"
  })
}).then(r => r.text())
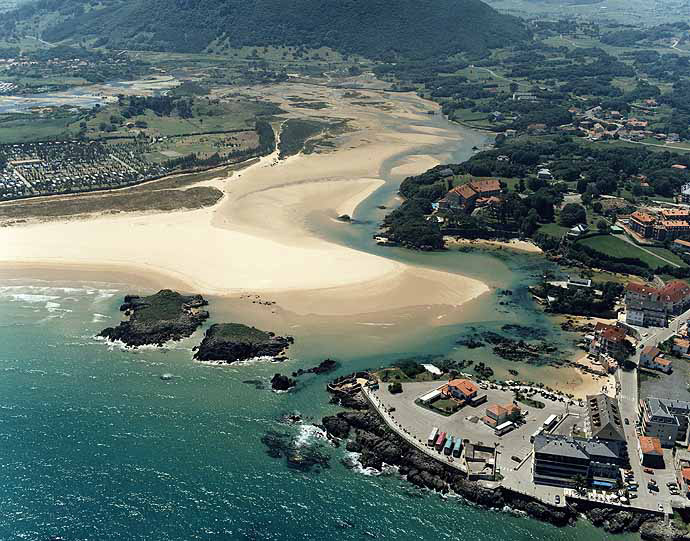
top-left (371, 380), bottom-right (583, 506)
top-left (374, 381), bottom-right (582, 460)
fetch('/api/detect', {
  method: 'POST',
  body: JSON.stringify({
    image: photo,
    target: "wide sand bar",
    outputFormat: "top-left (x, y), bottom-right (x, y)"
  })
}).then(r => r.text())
top-left (0, 84), bottom-right (489, 315)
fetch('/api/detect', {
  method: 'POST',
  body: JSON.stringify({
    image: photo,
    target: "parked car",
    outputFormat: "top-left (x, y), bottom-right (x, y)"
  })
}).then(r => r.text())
top-left (659, 504), bottom-right (664, 512)
top-left (625, 418), bottom-right (630, 425)
top-left (555, 495), bottom-right (560, 504)
top-left (644, 468), bottom-right (654, 474)
top-left (511, 456), bottom-right (521, 463)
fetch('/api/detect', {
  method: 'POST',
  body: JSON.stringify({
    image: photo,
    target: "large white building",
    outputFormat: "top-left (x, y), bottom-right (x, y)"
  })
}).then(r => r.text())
top-left (640, 397), bottom-right (690, 448)
top-left (625, 280), bottom-right (690, 327)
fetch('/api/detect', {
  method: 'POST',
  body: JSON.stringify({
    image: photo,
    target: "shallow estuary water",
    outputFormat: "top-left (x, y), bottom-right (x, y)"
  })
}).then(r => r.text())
top-left (0, 94), bottom-right (635, 540)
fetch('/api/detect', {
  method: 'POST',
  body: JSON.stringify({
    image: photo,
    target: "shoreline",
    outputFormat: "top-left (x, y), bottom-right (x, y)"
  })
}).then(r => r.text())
top-left (323, 379), bottom-right (660, 537)
top-left (445, 236), bottom-right (543, 254)
top-left (0, 82), bottom-right (490, 318)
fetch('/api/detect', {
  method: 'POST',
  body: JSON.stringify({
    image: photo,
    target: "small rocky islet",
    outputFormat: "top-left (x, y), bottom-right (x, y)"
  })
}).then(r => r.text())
top-left (99, 290), bottom-right (293, 364)
top-left (98, 289), bottom-right (209, 347)
top-left (193, 323), bottom-right (293, 363)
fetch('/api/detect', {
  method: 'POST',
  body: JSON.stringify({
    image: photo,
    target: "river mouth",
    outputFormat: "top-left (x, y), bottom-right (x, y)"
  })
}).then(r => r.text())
top-left (0, 81), bottom-right (591, 393)
top-left (0, 81), bottom-right (616, 541)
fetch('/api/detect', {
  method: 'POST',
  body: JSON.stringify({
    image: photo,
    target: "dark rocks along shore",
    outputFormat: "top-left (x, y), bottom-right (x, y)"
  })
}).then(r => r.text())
top-left (322, 373), bottom-right (661, 536)
top-left (98, 289), bottom-right (209, 347)
top-left (193, 322), bottom-right (293, 363)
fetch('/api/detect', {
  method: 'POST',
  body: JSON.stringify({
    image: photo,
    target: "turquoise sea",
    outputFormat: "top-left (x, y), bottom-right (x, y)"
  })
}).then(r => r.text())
top-left (0, 104), bottom-right (636, 540)
top-left (0, 282), bottom-right (635, 540)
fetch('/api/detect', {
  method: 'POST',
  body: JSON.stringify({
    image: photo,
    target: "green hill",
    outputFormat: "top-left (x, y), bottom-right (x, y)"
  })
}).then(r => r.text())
top-left (3, 0), bottom-right (530, 59)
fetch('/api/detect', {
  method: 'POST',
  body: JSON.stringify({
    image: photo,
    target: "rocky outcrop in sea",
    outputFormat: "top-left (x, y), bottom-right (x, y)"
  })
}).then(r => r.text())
top-left (98, 289), bottom-right (209, 347)
top-left (292, 359), bottom-right (339, 377)
top-left (271, 374), bottom-right (296, 391)
top-left (193, 323), bottom-right (293, 363)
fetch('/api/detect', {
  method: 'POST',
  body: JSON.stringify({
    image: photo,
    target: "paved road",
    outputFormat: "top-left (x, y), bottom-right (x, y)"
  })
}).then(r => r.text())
top-left (618, 137), bottom-right (690, 152)
top-left (616, 307), bottom-right (690, 513)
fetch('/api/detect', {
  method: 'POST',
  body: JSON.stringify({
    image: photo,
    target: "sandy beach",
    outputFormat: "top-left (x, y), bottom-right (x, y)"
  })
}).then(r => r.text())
top-left (445, 237), bottom-right (543, 254)
top-left (0, 83), bottom-right (489, 316)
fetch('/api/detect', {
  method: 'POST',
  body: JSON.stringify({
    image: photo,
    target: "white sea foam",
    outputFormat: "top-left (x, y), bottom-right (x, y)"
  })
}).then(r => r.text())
top-left (344, 451), bottom-right (398, 476)
top-left (92, 313), bottom-right (108, 323)
top-left (295, 424), bottom-right (326, 446)
top-left (196, 355), bottom-right (285, 367)
top-left (46, 301), bottom-right (72, 313)
top-left (8, 293), bottom-right (60, 303)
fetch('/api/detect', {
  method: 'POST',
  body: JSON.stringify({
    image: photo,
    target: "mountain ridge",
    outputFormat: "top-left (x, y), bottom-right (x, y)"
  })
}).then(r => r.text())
top-left (3, 0), bottom-right (531, 59)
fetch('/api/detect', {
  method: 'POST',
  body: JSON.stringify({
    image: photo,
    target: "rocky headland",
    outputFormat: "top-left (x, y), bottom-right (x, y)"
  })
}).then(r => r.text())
top-left (98, 289), bottom-right (209, 347)
top-left (322, 373), bottom-right (658, 536)
top-left (193, 323), bottom-right (293, 363)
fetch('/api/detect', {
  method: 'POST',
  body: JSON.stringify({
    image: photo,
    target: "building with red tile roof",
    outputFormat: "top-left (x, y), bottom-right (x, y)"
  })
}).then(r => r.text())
top-left (662, 209), bottom-right (690, 220)
top-left (589, 323), bottom-right (628, 362)
top-left (626, 280), bottom-right (690, 327)
top-left (639, 436), bottom-right (664, 468)
top-left (470, 179), bottom-right (501, 196)
top-left (483, 402), bottom-right (521, 428)
top-left (438, 179), bottom-right (502, 213)
top-left (630, 211), bottom-right (656, 238)
top-left (444, 378), bottom-right (479, 401)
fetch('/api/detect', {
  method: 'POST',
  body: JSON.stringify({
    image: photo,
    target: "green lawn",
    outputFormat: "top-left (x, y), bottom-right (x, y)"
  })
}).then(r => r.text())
top-left (0, 114), bottom-right (79, 143)
top-left (647, 247), bottom-right (688, 267)
top-left (577, 235), bottom-right (677, 270)
top-left (537, 223), bottom-right (569, 239)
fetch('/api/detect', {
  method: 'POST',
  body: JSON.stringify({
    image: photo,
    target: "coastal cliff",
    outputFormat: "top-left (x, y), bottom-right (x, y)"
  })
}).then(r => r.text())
top-left (193, 323), bottom-right (293, 363)
top-left (98, 289), bottom-right (209, 347)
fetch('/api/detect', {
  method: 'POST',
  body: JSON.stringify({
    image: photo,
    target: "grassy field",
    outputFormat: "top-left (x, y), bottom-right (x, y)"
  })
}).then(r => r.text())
top-left (537, 223), bottom-right (570, 239)
top-left (278, 118), bottom-right (330, 159)
top-left (79, 98), bottom-right (275, 140)
top-left (647, 247), bottom-right (688, 267)
top-left (493, 0), bottom-right (690, 26)
top-left (0, 112), bottom-right (80, 143)
top-left (0, 95), bottom-right (276, 146)
top-left (577, 235), bottom-right (679, 270)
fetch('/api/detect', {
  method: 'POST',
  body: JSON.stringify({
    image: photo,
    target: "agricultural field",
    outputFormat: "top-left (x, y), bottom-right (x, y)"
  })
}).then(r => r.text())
top-left (485, 0), bottom-right (690, 25)
top-left (0, 110), bottom-right (80, 143)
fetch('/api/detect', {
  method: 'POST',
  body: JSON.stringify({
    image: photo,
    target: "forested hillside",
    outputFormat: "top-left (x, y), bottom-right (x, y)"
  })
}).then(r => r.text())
top-left (2, 0), bottom-right (530, 59)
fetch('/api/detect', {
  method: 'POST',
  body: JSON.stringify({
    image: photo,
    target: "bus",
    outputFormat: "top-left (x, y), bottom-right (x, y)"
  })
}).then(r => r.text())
top-left (543, 414), bottom-right (559, 432)
top-left (495, 421), bottom-right (516, 436)
top-left (435, 432), bottom-right (447, 452)
top-left (427, 427), bottom-right (439, 447)
top-left (443, 436), bottom-right (454, 456)
top-left (530, 427), bottom-right (542, 443)
top-left (452, 438), bottom-right (463, 458)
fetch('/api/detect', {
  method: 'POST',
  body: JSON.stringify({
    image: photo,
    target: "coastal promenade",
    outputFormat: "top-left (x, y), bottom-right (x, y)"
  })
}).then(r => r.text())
top-left (361, 384), bottom-right (567, 508)
top-left (361, 385), bottom-right (467, 475)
